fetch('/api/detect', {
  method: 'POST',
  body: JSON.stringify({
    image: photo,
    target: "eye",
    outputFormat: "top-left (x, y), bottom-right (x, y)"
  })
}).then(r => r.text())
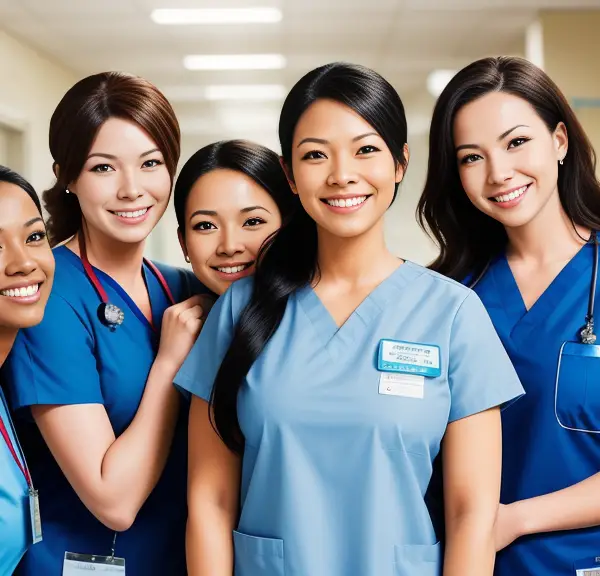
top-left (142, 159), bottom-right (163, 169)
top-left (193, 221), bottom-right (216, 231)
top-left (459, 154), bottom-right (482, 165)
top-left (357, 145), bottom-right (380, 155)
top-left (26, 230), bottom-right (47, 243)
top-left (91, 164), bottom-right (114, 173)
top-left (301, 150), bottom-right (327, 160)
top-left (243, 217), bottom-right (266, 227)
top-left (508, 137), bottom-right (530, 149)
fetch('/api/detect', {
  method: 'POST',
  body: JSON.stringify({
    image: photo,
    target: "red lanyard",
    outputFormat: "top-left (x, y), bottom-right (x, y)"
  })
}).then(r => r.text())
top-left (78, 234), bottom-right (176, 330)
top-left (0, 411), bottom-right (31, 487)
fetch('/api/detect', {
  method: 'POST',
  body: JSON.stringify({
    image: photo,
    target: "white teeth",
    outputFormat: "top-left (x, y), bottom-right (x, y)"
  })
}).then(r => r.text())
top-left (217, 265), bottom-right (247, 274)
top-left (0, 284), bottom-right (39, 298)
top-left (326, 196), bottom-right (368, 208)
top-left (493, 185), bottom-right (529, 203)
top-left (114, 208), bottom-right (148, 218)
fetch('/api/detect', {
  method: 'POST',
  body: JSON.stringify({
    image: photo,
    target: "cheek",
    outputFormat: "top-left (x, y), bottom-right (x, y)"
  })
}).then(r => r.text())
top-left (185, 234), bottom-right (216, 266)
top-left (458, 166), bottom-right (486, 204)
top-left (144, 168), bottom-right (172, 201)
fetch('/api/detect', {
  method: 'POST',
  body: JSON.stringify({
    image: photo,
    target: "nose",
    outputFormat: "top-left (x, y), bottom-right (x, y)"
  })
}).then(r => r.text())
top-left (4, 242), bottom-right (37, 278)
top-left (327, 154), bottom-right (359, 188)
top-left (216, 226), bottom-right (245, 257)
top-left (117, 170), bottom-right (143, 201)
top-left (487, 152), bottom-right (515, 186)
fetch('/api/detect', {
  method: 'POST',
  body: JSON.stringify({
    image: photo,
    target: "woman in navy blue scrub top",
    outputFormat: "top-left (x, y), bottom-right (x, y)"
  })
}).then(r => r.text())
top-left (0, 166), bottom-right (54, 576)
top-left (2, 73), bottom-right (208, 575)
top-left (418, 56), bottom-right (600, 576)
top-left (177, 63), bottom-right (524, 576)
top-left (173, 139), bottom-right (295, 296)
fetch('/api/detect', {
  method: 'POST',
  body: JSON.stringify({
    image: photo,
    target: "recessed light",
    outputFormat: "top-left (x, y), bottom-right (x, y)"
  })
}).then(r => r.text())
top-left (426, 70), bottom-right (456, 98)
top-left (151, 8), bottom-right (282, 25)
top-left (205, 84), bottom-right (286, 101)
top-left (183, 54), bottom-right (286, 71)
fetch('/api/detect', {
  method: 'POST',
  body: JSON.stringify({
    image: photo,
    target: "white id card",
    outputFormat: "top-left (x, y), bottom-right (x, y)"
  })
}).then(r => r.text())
top-left (379, 372), bottom-right (425, 398)
top-left (63, 552), bottom-right (125, 575)
top-left (29, 488), bottom-right (42, 544)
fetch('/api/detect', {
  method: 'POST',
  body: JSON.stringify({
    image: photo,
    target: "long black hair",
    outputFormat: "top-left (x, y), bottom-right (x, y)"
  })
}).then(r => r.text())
top-left (210, 62), bottom-right (409, 453)
top-left (0, 165), bottom-right (43, 215)
top-left (173, 139), bottom-right (296, 238)
top-left (417, 56), bottom-right (600, 282)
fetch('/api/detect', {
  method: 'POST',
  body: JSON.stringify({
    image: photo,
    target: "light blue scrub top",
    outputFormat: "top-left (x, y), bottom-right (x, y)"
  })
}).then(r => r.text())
top-left (472, 244), bottom-right (600, 576)
top-left (0, 387), bottom-right (30, 576)
top-left (176, 261), bottom-right (524, 576)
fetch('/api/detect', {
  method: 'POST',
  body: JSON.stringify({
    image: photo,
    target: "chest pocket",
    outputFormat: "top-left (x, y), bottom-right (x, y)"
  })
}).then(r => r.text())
top-left (555, 341), bottom-right (600, 433)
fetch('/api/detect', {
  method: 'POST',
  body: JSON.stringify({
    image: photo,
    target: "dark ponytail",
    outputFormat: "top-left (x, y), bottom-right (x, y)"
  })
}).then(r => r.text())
top-left (211, 62), bottom-right (409, 453)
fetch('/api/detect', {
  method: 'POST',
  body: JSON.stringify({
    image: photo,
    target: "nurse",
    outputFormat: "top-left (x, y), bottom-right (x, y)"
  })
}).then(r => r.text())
top-left (418, 56), bottom-right (600, 575)
top-left (174, 139), bottom-right (294, 295)
top-left (176, 62), bottom-right (524, 576)
top-left (3, 73), bottom-right (207, 575)
top-left (0, 166), bottom-right (54, 575)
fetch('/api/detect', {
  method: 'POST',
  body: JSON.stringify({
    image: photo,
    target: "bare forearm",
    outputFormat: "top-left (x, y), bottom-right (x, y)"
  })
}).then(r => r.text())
top-left (186, 507), bottom-right (234, 576)
top-left (444, 514), bottom-right (495, 576)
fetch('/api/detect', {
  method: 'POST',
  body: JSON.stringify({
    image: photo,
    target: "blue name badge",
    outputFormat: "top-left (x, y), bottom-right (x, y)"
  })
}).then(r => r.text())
top-left (378, 339), bottom-right (441, 378)
top-left (574, 556), bottom-right (600, 575)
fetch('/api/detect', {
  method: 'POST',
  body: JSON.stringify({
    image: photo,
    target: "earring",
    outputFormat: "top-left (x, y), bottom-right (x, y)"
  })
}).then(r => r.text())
top-left (184, 255), bottom-right (190, 263)
top-left (559, 158), bottom-right (564, 165)
top-left (65, 188), bottom-right (71, 194)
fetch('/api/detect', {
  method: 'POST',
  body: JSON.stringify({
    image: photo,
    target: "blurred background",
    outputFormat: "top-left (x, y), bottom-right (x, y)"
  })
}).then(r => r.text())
top-left (0, 0), bottom-right (599, 267)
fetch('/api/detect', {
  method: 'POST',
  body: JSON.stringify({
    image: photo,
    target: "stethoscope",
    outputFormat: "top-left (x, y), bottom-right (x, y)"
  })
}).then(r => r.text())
top-left (78, 233), bottom-right (176, 331)
top-left (470, 231), bottom-right (599, 345)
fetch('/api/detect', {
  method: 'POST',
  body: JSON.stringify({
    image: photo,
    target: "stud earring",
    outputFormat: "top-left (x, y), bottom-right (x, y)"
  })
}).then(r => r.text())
top-left (65, 188), bottom-right (71, 194)
top-left (559, 158), bottom-right (564, 165)
top-left (184, 255), bottom-right (190, 263)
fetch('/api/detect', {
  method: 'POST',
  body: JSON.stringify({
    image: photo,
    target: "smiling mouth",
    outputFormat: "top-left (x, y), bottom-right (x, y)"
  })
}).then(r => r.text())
top-left (321, 195), bottom-right (370, 208)
top-left (211, 262), bottom-right (254, 275)
top-left (491, 184), bottom-right (530, 203)
top-left (0, 283), bottom-right (40, 298)
top-left (109, 207), bottom-right (150, 218)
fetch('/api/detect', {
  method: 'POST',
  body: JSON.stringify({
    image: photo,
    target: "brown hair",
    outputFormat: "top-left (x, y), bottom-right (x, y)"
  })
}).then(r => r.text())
top-left (417, 56), bottom-right (600, 282)
top-left (44, 71), bottom-right (181, 246)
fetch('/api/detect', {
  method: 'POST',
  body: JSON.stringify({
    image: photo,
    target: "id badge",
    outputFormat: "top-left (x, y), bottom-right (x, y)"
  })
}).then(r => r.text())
top-left (63, 552), bottom-right (125, 575)
top-left (29, 488), bottom-right (42, 544)
top-left (574, 555), bottom-right (600, 575)
top-left (378, 339), bottom-right (441, 377)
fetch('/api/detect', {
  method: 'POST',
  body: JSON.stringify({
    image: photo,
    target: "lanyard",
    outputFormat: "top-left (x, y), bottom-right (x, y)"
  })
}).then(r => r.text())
top-left (0, 411), bottom-right (31, 487)
top-left (78, 233), bottom-right (176, 331)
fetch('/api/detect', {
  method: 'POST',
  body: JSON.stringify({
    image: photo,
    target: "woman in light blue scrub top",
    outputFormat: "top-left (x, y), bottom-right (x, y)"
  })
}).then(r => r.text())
top-left (0, 166), bottom-right (54, 575)
top-left (418, 56), bottom-right (600, 576)
top-left (2, 73), bottom-right (208, 575)
top-left (176, 63), bottom-right (524, 576)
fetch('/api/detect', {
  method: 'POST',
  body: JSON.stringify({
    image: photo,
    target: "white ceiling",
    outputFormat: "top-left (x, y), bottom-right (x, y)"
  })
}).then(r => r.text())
top-left (1, 0), bottom-right (600, 147)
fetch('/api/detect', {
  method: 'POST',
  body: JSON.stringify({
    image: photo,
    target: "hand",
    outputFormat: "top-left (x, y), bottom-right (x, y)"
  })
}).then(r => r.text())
top-left (495, 503), bottom-right (524, 552)
top-left (156, 295), bottom-right (207, 371)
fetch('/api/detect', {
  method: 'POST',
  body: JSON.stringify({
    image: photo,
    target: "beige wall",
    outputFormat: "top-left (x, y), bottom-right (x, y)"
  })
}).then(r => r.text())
top-left (0, 30), bottom-right (76, 194)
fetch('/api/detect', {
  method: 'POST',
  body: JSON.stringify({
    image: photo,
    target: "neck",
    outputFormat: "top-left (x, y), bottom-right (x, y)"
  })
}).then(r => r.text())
top-left (506, 190), bottom-right (590, 265)
top-left (70, 225), bottom-right (146, 289)
top-left (316, 220), bottom-right (397, 285)
top-left (0, 327), bottom-right (18, 368)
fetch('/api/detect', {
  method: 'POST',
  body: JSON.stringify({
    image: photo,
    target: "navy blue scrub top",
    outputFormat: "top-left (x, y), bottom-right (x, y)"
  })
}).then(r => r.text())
top-left (1, 246), bottom-right (204, 576)
top-left (473, 243), bottom-right (600, 576)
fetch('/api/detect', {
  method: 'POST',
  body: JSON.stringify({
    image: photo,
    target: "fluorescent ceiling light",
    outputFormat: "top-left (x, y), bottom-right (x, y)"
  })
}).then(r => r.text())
top-left (151, 8), bottom-right (282, 25)
top-left (205, 84), bottom-right (285, 101)
top-left (184, 54), bottom-right (286, 71)
top-left (426, 70), bottom-right (456, 98)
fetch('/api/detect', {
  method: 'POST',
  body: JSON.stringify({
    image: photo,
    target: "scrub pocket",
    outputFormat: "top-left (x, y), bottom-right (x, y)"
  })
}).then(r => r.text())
top-left (233, 530), bottom-right (285, 576)
top-left (555, 342), bottom-right (600, 433)
top-left (393, 542), bottom-right (442, 576)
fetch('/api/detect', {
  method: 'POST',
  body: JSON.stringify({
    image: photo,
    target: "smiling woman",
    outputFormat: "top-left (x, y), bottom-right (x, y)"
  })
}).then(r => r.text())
top-left (2, 73), bottom-right (208, 576)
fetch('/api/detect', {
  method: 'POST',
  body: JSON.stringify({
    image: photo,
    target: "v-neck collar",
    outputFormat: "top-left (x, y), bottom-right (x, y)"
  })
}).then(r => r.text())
top-left (296, 260), bottom-right (422, 356)
top-left (492, 242), bottom-right (593, 339)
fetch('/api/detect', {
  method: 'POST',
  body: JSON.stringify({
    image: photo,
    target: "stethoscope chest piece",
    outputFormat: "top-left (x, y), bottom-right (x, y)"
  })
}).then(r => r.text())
top-left (98, 302), bottom-right (125, 331)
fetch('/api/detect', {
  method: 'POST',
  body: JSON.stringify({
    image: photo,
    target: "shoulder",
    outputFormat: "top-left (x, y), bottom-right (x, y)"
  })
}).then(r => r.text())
top-left (405, 260), bottom-right (473, 307)
top-left (147, 261), bottom-right (211, 302)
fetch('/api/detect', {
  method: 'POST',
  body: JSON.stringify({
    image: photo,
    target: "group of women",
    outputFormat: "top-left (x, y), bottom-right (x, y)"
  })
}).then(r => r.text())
top-left (0, 55), bottom-right (598, 576)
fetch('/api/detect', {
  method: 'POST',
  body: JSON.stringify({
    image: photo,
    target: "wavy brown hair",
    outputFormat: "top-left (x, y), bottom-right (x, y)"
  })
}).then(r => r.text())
top-left (417, 56), bottom-right (600, 282)
top-left (44, 72), bottom-right (180, 246)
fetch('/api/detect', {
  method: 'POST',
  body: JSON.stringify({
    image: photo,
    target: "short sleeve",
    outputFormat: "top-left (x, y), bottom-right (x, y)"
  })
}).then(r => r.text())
top-left (174, 278), bottom-right (251, 403)
top-left (3, 293), bottom-right (103, 411)
top-left (448, 291), bottom-right (524, 422)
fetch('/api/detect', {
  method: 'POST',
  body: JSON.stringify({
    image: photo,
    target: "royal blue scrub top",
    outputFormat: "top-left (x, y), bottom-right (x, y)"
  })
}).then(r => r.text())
top-left (0, 387), bottom-right (30, 576)
top-left (472, 243), bottom-right (600, 575)
top-left (1, 245), bottom-right (204, 576)
top-left (176, 262), bottom-right (524, 576)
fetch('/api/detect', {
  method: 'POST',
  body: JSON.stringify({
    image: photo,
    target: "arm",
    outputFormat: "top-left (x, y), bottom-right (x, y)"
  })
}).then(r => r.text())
top-left (442, 407), bottom-right (502, 576)
top-left (32, 295), bottom-right (206, 531)
top-left (187, 396), bottom-right (241, 575)
top-left (496, 471), bottom-right (600, 550)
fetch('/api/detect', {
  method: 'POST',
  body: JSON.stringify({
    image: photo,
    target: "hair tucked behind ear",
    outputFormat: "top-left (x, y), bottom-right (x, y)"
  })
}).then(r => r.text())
top-left (210, 62), bottom-right (409, 453)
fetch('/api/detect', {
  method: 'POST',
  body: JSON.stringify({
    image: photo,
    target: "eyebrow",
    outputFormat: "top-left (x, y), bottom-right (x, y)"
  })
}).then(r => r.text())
top-left (86, 148), bottom-right (161, 161)
top-left (297, 132), bottom-right (379, 147)
top-left (455, 124), bottom-right (530, 153)
top-left (0, 217), bottom-right (44, 233)
top-left (189, 205), bottom-right (272, 221)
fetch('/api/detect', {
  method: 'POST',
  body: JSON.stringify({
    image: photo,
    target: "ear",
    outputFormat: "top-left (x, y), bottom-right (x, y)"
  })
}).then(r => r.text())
top-left (177, 228), bottom-right (189, 263)
top-left (554, 122), bottom-right (568, 163)
top-left (52, 162), bottom-right (60, 179)
top-left (395, 143), bottom-right (410, 184)
top-left (279, 156), bottom-right (298, 195)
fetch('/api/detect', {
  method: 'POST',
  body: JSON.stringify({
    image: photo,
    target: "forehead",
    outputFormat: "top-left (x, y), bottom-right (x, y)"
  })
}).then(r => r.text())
top-left (453, 92), bottom-right (547, 144)
top-left (0, 182), bottom-right (40, 226)
top-left (89, 117), bottom-right (159, 155)
top-left (293, 99), bottom-right (377, 143)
